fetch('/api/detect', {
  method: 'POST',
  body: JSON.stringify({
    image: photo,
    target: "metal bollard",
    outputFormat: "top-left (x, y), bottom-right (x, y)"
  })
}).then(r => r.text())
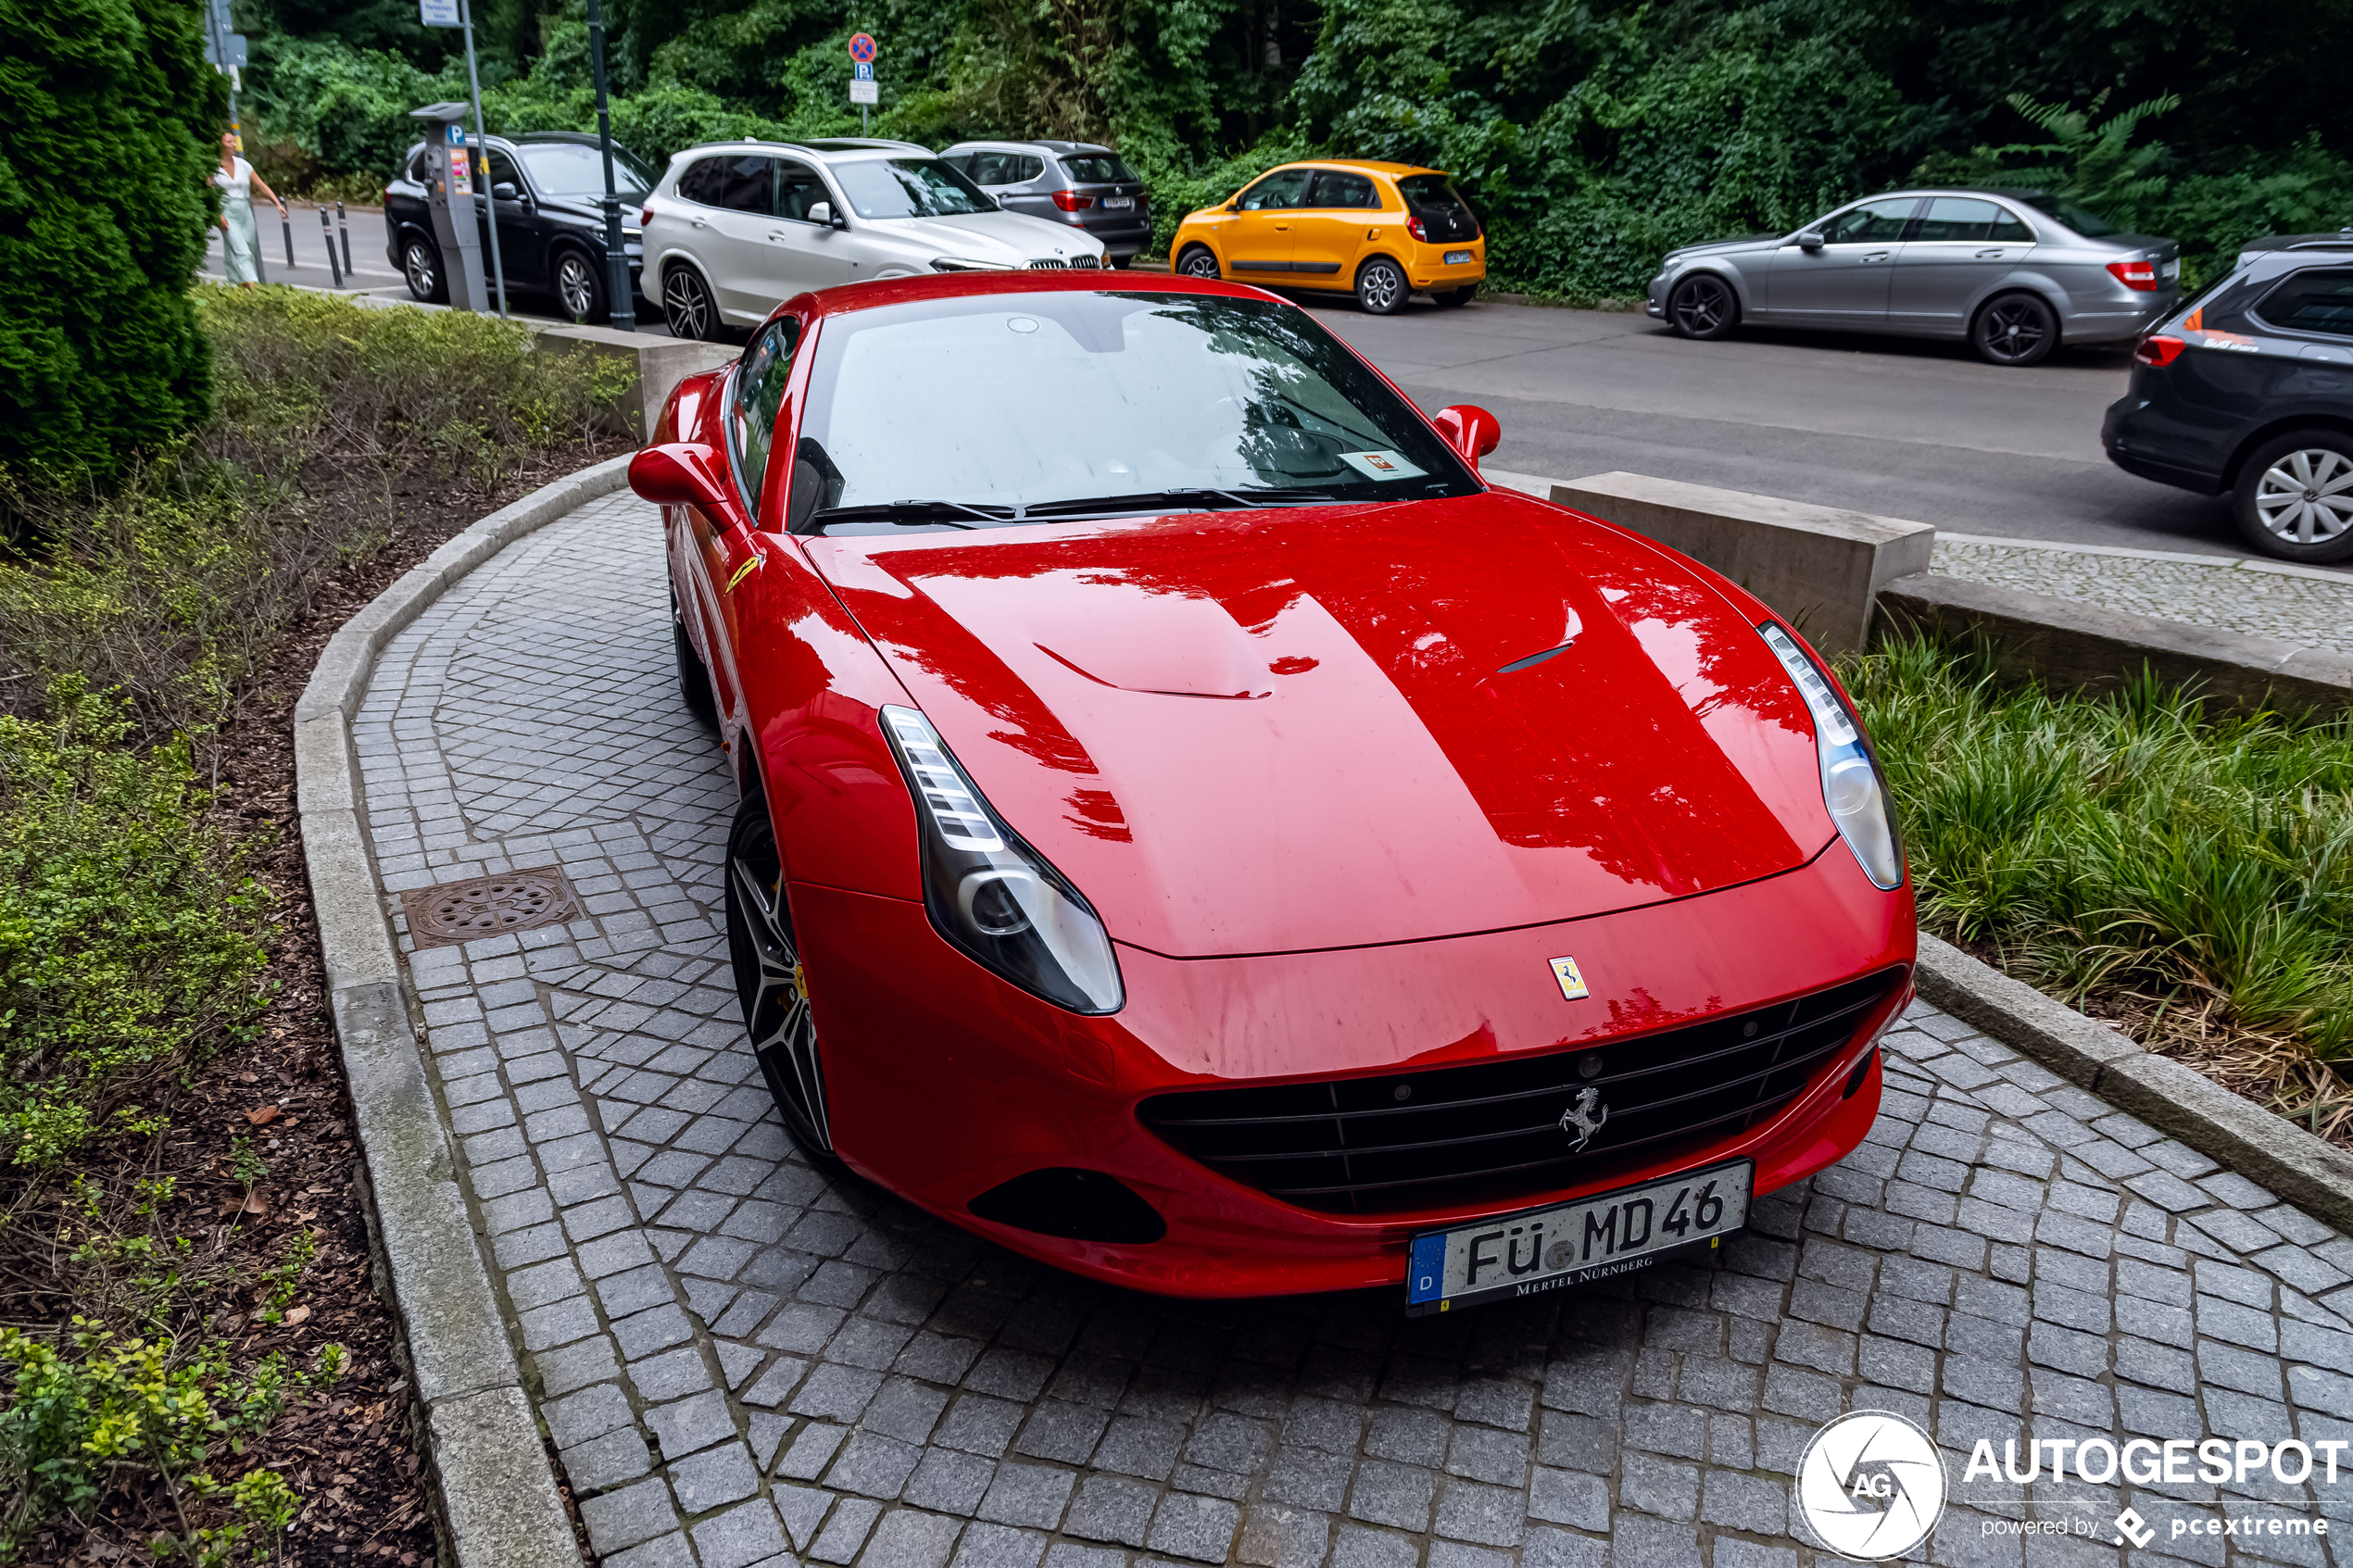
top-left (320, 206), bottom-right (344, 287)
top-left (337, 201), bottom-right (354, 277)
top-left (282, 210), bottom-right (296, 271)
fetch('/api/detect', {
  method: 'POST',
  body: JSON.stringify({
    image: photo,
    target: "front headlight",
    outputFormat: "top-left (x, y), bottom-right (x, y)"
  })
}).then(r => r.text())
top-left (1757, 623), bottom-right (1904, 891)
top-left (931, 257), bottom-right (1011, 272)
top-left (879, 707), bottom-right (1125, 1013)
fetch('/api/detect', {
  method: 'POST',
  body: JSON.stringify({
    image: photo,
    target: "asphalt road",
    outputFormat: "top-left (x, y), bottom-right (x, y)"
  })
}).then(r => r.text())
top-left (214, 210), bottom-right (2269, 562)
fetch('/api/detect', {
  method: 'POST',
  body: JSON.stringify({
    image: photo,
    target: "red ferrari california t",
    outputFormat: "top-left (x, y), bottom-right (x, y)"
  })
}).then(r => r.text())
top-left (628, 270), bottom-right (1916, 1311)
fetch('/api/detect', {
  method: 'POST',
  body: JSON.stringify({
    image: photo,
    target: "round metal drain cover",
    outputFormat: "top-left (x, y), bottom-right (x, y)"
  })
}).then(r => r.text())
top-left (404, 867), bottom-right (579, 947)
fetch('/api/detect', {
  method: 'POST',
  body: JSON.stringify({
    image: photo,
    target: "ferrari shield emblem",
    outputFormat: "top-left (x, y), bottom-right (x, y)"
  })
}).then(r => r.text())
top-left (1549, 956), bottom-right (1589, 1000)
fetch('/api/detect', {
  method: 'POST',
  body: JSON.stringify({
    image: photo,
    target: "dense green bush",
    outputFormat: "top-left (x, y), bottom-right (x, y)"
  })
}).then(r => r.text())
top-left (0, 0), bottom-right (227, 486)
top-left (1843, 637), bottom-right (2353, 1067)
top-left (0, 682), bottom-right (271, 1170)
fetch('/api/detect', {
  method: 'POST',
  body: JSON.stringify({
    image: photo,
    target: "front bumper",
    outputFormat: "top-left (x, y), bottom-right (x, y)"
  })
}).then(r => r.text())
top-left (798, 839), bottom-right (1913, 1299)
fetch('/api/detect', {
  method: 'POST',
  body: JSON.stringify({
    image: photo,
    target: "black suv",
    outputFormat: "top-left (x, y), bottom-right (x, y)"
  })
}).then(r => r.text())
top-left (385, 132), bottom-right (654, 321)
top-left (2103, 248), bottom-right (2353, 562)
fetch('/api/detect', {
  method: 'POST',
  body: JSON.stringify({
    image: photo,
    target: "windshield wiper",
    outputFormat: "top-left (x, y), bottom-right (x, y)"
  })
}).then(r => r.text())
top-left (1021, 487), bottom-right (1340, 520)
top-left (808, 499), bottom-right (1016, 532)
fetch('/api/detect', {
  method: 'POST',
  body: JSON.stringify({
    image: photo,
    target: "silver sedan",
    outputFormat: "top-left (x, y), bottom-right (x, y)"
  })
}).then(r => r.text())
top-left (1645, 188), bottom-right (2181, 366)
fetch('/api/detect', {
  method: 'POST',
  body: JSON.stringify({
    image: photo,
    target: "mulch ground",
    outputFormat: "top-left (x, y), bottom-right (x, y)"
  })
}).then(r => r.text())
top-left (11, 441), bottom-right (625, 1566)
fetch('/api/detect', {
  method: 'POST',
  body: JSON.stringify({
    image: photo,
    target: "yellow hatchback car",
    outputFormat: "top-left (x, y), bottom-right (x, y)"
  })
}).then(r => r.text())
top-left (1169, 160), bottom-right (1486, 314)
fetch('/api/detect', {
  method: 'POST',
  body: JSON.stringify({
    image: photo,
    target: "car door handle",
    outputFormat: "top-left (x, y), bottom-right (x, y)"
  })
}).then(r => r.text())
top-left (1975, 248), bottom-right (2007, 258)
top-left (690, 217), bottom-right (708, 230)
top-left (1859, 250), bottom-right (1891, 262)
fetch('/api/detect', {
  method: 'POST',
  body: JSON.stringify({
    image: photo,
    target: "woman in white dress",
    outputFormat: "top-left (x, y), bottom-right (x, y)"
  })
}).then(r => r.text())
top-left (213, 131), bottom-right (286, 287)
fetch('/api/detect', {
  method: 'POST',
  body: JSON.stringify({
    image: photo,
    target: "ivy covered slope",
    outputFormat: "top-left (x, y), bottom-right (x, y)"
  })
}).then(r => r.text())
top-left (242, 0), bottom-right (2353, 296)
top-left (0, 0), bottom-right (225, 483)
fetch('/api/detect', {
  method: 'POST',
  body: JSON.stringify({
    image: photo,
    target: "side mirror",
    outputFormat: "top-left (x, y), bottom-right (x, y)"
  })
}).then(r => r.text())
top-left (808, 200), bottom-right (842, 228)
top-left (1224, 201), bottom-right (1239, 213)
top-left (1432, 405), bottom-right (1502, 469)
top-left (629, 443), bottom-right (731, 511)
top-left (1796, 230), bottom-right (1825, 251)
top-left (493, 182), bottom-right (520, 202)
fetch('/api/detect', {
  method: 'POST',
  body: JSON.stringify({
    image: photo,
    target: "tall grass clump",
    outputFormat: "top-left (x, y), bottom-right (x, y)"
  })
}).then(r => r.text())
top-left (1843, 636), bottom-right (2353, 1128)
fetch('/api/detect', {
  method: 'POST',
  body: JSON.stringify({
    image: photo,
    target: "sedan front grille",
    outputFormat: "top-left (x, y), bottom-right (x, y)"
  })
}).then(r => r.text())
top-left (1137, 969), bottom-right (1903, 1214)
top-left (1027, 257), bottom-right (1102, 270)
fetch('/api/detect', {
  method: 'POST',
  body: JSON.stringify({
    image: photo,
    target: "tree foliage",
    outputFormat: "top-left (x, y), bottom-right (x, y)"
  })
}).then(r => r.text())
top-left (0, 0), bottom-right (226, 485)
top-left (240, 0), bottom-right (2353, 297)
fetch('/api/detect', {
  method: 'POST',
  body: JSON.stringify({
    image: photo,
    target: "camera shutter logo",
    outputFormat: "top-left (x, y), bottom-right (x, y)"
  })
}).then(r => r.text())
top-left (1793, 1410), bottom-right (1946, 1561)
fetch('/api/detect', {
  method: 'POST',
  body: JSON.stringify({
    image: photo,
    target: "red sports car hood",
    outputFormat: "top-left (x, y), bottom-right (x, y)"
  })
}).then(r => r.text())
top-left (803, 489), bottom-right (1836, 958)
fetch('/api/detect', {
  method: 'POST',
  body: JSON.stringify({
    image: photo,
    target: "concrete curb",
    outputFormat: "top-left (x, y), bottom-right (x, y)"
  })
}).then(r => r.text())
top-left (297, 455), bottom-right (635, 1568)
top-left (1915, 934), bottom-right (2353, 1234)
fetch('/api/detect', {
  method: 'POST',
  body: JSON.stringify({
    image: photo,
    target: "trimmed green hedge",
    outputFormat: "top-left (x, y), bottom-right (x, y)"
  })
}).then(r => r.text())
top-left (0, 0), bottom-right (227, 485)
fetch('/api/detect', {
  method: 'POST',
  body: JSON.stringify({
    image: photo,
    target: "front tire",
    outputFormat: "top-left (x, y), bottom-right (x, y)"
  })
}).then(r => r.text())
top-left (725, 792), bottom-right (837, 1163)
top-left (402, 236), bottom-right (448, 304)
top-left (663, 264), bottom-right (719, 341)
top-left (1176, 245), bottom-right (1221, 280)
top-left (1355, 257), bottom-right (1407, 315)
top-left (1667, 274), bottom-right (1737, 339)
top-left (1972, 292), bottom-right (2057, 366)
top-left (2233, 430), bottom-right (2353, 562)
top-left (554, 248), bottom-right (608, 323)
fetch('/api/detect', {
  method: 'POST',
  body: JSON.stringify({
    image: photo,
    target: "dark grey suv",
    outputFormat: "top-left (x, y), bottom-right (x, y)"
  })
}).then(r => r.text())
top-left (939, 141), bottom-right (1151, 266)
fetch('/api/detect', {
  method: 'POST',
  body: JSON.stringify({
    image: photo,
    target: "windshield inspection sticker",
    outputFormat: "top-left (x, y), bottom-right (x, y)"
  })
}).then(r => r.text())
top-left (1340, 450), bottom-right (1427, 481)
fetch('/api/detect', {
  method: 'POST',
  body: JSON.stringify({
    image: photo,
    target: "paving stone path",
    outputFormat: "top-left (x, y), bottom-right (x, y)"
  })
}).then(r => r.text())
top-left (354, 492), bottom-right (2353, 1568)
top-left (1928, 539), bottom-right (2353, 656)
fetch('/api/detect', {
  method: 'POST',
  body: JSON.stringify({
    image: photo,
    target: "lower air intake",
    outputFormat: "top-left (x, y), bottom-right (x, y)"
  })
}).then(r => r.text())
top-left (969, 1168), bottom-right (1165, 1244)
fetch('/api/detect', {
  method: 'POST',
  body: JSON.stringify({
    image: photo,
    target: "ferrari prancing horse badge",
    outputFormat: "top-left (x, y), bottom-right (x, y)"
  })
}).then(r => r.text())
top-left (1549, 956), bottom-right (1589, 1001)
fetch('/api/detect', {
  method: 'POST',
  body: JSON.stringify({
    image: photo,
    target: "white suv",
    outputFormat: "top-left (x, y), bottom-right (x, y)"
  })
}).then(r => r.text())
top-left (641, 138), bottom-right (1109, 338)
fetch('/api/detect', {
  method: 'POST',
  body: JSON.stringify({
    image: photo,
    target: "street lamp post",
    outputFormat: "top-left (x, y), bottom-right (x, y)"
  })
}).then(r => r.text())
top-left (587, 0), bottom-right (635, 331)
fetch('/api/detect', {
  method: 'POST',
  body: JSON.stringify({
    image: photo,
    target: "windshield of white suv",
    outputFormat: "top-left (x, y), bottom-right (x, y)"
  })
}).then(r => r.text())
top-left (831, 158), bottom-right (996, 220)
top-left (517, 141), bottom-right (654, 202)
top-left (788, 291), bottom-right (1478, 532)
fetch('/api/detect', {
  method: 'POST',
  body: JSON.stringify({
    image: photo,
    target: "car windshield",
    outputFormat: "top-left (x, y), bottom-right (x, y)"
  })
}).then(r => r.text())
top-left (792, 291), bottom-right (1478, 530)
top-left (1062, 154), bottom-right (1137, 183)
top-left (831, 158), bottom-right (995, 219)
top-left (517, 141), bottom-right (654, 202)
top-left (2013, 193), bottom-right (2120, 237)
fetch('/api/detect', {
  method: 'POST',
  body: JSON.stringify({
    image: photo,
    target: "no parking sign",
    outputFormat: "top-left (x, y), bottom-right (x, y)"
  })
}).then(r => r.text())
top-left (848, 32), bottom-right (877, 61)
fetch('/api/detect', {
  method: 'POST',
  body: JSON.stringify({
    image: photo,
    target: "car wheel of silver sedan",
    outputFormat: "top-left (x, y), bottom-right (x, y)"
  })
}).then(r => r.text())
top-left (1356, 257), bottom-right (1407, 315)
top-left (2234, 431), bottom-right (2353, 562)
top-left (726, 792), bottom-right (838, 1162)
top-left (663, 266), bottom-right (718, 341)
top-left (1971, 293), bottom-right (2057, 367)
top-left (1668, 274), bottom-right (1737, 340)
top-left (1176, 245), bottom-right (1222, 280)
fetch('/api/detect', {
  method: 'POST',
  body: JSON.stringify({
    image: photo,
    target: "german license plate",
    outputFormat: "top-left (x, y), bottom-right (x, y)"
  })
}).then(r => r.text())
top-left (1404, 1160), bottom-right (1752, 1315)
top-left (1444, 249), bottom-right (1474, 265)
top-left (1104, 196), bottom-right (1134, 208)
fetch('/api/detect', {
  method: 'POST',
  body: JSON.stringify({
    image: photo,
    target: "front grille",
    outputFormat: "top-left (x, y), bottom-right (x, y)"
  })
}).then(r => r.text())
top-left (1138, 969), bottom-right (1903, 1214)
top-left (1027, 257), bottom-right (1102, 270)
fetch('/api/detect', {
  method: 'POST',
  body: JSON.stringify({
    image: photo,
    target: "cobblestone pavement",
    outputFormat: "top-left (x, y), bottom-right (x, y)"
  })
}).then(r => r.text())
top-left (355, 493), bottom-right (2353, 1568)
top-left (1929, 538), bottom-right (2353, 656)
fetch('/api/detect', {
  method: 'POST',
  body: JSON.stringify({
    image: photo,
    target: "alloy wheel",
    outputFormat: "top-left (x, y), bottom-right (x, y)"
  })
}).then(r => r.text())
top-left (2254, 448), bottom-right (2353, 546)
top-left (1671, 276), bottom-right (1731, 336)
top-left (664, 269), bottom-right (712, 340)
top-left (557, 254), bottom-right (598, 320)
top-left (404, 241), bottom-right (437, 301)
top-left (1978, 298), bottom-right (2049, 364)
top-left (726, 799), bottom-right (832, 1156)
top-left (1357, 259), bottom-right (1404, 314)
top-left (1177, 248), bottom-right (1221, 280)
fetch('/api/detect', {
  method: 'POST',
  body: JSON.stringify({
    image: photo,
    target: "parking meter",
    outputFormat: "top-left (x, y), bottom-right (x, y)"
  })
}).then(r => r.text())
top-left (409, 103), bottom-right (488, 312)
